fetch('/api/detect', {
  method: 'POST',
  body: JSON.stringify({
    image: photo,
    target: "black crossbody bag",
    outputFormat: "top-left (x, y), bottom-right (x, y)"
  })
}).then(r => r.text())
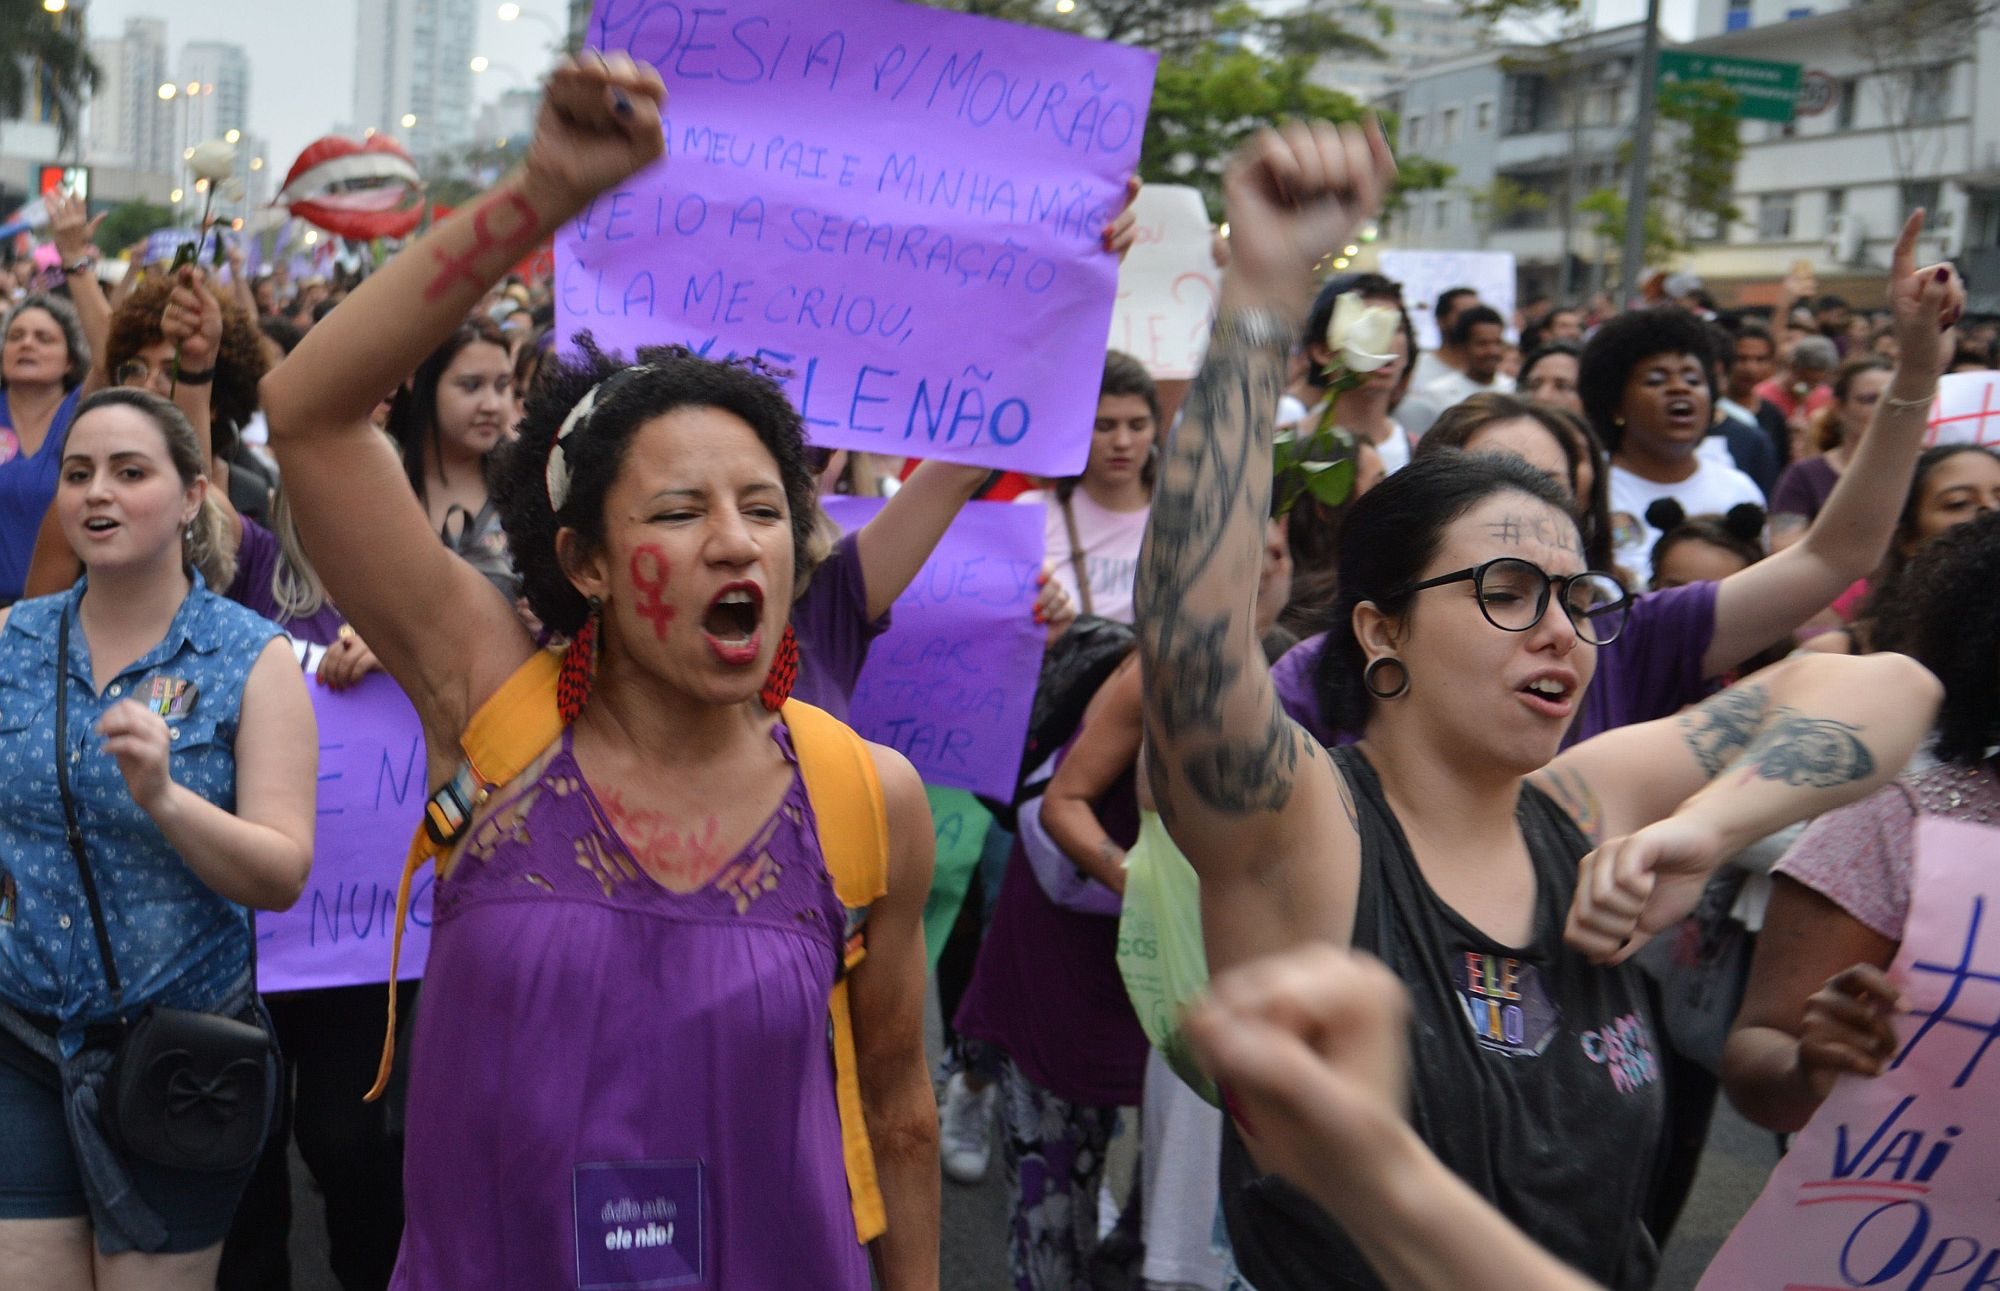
top-left (54, 609), bottom-right (272, 1172)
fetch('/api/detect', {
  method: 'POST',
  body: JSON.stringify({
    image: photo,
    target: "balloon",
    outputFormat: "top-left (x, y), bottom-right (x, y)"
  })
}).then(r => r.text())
top-left (275, 134), bottom-right (425, 242)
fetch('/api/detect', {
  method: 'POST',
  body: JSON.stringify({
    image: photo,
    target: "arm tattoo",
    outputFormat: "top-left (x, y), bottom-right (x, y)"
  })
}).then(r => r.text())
top-left (425, 190), bottom-right (541, 303)
top-left (1181, 702), bottom-right (1300, 815)
top-left (1737, 712), bottom-right (1876, 788)
top-left (1538, 766), bottom-right (1605, 844)
top-left (1148, 609), bottom-right (1241, 739)
top-left (1676, 683), bottom-right (1771, 776)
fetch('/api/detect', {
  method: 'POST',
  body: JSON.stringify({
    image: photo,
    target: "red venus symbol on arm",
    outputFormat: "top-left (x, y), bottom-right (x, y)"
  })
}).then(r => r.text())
top-left (630, 545), bottom-right (675, 639)
top-left (424, 190), bottom-right (541, 303)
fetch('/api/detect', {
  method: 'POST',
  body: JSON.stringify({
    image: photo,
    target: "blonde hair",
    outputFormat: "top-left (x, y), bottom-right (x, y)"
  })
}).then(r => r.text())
top-left (268, 488), bottom-right (329, 622)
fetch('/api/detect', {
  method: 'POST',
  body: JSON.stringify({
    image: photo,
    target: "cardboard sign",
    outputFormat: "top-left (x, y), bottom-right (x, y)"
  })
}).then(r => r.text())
top-left (256, 673), bottom-right (432, 992)
top-left (565, 0), bottom-right (1158, 476)
top-left (1108, 183), bottom-right (1218, 379)
top-left (1699, 818), bottom-right (2000, 1289)
top-left (822, 495), bottom-right (1045, 799)
top-left (1377, 249), bottom-right (1517, 351)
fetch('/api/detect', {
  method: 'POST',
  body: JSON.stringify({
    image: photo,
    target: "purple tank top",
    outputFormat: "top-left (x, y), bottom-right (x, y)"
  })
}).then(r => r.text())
top-left (391, 723), bottom-right (870, 1291)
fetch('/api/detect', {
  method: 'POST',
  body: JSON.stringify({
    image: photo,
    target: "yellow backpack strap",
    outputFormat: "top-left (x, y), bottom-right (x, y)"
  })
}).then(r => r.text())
top-left (367, 649), bottom-right (566, 1101)
top-left (783, 699), bottom-right (890, 1244)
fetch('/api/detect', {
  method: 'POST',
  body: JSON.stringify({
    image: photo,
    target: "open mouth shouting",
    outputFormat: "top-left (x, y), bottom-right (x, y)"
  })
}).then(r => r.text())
top-left (1518, 669), bottom-right (1579, 719)
top-left (1662, 396), bottom-right (1702, 430)
top-left (702, 581), bottom-right (765, 666)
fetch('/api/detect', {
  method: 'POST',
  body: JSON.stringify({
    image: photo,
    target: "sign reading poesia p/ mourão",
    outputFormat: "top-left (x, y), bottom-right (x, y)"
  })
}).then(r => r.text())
top-left (563, 0), bottom-right (1158, 479)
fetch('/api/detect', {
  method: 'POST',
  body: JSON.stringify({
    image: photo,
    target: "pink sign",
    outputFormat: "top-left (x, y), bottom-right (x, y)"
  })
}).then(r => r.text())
top-left (256, 673), bottom-right (433, 992)
top-left (1699, 817), bottom-right (2000, 1290)
top-left (564, 0), bottom-right (1157, 477)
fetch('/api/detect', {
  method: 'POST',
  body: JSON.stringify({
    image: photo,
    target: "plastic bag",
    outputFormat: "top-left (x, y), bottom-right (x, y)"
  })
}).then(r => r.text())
top-left (1116, 811), bottom-right (1217, 1105)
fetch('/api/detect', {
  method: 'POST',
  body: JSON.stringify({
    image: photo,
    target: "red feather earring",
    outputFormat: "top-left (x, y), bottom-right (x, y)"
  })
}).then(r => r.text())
top-left (759, 624), bottom-right (799, 712)
top-left (557, 597), bottom-right (601, 725)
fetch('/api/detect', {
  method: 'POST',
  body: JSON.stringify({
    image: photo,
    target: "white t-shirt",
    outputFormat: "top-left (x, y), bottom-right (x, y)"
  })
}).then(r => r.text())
top-left (1019, 487), bottom-right (1150, 624)
top-left (1420, 367), bottom-right (1516, 410)
top-left (1140, 1048), bottom-right (1230, 1291)
top-left (1369, 421), bottom-right (1413, 474)
top-left (1409, 349), bottom-right (1457, 391)
top-left (1609, 459), bottom-right (1767, 588)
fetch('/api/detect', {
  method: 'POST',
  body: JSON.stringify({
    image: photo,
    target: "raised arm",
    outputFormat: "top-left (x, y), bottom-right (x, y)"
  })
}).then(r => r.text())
top-left (1538, 650), bottom-right (1940, 961)
top-left (261, 55), bottom-right (665, 739)
top-left (1703, 213), bottom-right (1961, 676)
top-left (853, 461), bottom-right (988, 620)
top-left (1134, 122), bottom-right (1394, 968)
top-left (46, 191), bottom-right (110, 395)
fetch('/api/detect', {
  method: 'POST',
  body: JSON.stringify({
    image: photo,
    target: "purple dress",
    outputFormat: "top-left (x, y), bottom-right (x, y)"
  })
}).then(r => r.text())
top-left (954, 767), bottom-right (1149, 1107)
top-left (226, 516), bottom-right (347, 646)
top-left (1271, 580), bottom-right (1720, 748)
top-left (391, 722), bottom-right (869, 1291)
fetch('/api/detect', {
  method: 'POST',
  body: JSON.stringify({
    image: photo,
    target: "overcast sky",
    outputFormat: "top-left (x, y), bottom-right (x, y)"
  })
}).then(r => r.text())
top-left (85, 0), bottom-right (563, 175)
top-left (82, 0), bottom-right (1696, 181)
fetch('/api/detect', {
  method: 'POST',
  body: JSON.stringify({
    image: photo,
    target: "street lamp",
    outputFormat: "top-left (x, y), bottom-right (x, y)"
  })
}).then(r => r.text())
top-left (470, 55), bottom-right (490, 72)
top-left (43, 0), bottom-right (66, 12)
top-left (225, 128), bottom-right (240, 143)
top-left (158, 82), bottom-right (176, 100)
top-left (169, 187), bottom-right (184, 202)
top-left (249, 157), bottom-right (264, 172)
top-left (401, 112), bottom-right (419, 128)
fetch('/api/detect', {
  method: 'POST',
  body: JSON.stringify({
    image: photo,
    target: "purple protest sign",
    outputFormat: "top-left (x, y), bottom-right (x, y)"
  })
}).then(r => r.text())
top-left (823, 496), bottom-right (1045, 799)
top-left (257, 673), bottom-right (432, 993)
top-left (566, 0), bottom-right (1157, 477)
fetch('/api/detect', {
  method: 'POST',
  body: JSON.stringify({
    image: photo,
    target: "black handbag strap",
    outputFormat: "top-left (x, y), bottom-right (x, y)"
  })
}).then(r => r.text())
top-left (55, 607), bottom-right (125, 1009)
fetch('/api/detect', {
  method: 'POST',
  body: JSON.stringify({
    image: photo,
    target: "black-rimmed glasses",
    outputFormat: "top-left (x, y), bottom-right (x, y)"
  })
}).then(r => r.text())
top-left (1404, 557), bottom-right (1630, 645)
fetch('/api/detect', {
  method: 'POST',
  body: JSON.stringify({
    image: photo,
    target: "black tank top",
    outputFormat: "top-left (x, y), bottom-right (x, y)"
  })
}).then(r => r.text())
top-left (1220, 746), bottom-right (1667, 1291)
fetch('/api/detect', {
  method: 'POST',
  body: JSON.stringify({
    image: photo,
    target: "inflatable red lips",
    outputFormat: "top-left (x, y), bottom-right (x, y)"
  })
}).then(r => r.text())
top-left (276, 134), bottom-right (426, 241)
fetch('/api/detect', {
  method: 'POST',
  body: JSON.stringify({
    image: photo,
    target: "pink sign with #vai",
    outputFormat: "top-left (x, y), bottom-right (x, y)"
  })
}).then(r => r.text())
top-left (1699, 817), bottom-right (2000, 1290)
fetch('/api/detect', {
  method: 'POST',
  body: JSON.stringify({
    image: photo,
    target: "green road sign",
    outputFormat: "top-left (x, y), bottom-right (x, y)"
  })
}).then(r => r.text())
top-left (1658, 49), bottom-right (1803, 123)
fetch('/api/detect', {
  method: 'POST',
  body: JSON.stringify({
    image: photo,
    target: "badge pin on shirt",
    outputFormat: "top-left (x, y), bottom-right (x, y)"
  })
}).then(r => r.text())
top-left (149, 676), bottom-right (200, 721)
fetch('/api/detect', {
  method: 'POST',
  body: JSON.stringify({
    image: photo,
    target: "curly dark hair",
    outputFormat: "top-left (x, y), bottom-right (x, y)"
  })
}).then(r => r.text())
top-left (1854, 445), bottom-right (2000, 648)
top-left (1576, 309), bottom-right (1718, 453)
top-left (1875, 509), bottom-right (2000, 765)
top-left (105, 275), bottom-right (268, 440)
top-left (493, 333), bottom-right (819, 638)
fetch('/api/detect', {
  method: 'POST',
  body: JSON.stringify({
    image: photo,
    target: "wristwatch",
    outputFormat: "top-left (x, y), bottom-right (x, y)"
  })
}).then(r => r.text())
top-left (61, 256), bottom-right (96, 277)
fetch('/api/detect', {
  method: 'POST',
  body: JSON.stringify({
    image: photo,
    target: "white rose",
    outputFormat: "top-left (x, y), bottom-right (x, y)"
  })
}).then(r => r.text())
top-left (187, 139), bottom-right (239, 185)
top-left (1326, 291), bottom-right (1401, 374)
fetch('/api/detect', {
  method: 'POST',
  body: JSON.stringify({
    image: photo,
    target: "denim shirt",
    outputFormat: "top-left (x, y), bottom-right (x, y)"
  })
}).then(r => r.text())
top-left (0, 575), bottom-right (281, 1055)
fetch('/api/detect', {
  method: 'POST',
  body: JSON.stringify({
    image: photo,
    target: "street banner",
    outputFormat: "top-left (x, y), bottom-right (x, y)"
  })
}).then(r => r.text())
top-left (823, 496), bottom-right (1046, 799)
top-left (566, 0), bottom-right (1159, 476)
top-left (257, 673), bottom-right (433, 992)
top-left (1108, 183), bottom-right (1219, 380)
top-left (1698, 818), bottom-right (2000, 1289)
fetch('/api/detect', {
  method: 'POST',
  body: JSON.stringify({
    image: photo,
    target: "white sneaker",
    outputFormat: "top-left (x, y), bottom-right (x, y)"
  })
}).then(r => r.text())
top-left (938, 1071), bottom-right (996, 1184)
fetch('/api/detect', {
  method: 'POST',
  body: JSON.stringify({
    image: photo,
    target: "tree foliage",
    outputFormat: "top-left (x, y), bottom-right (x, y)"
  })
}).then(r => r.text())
top-left (96, 201), bottom-right (176, 255)
top-left (0, 0), bottom-right (98, 150)
top-left (1582, 80), bottom-right (1742, 262)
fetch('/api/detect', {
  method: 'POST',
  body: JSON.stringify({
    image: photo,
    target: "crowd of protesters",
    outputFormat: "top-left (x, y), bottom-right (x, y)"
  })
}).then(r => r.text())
top-left (0, 49), bottom-right (1993, 1291)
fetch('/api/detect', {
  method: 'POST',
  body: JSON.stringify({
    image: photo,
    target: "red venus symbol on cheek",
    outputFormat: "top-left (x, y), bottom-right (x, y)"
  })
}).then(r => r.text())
top-left (629, 546), bottom-right (675, 640)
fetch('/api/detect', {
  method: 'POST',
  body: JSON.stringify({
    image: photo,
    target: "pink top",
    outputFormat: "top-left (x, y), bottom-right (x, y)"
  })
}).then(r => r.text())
top-left (1776, 760), bottom-right (2000, 941)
